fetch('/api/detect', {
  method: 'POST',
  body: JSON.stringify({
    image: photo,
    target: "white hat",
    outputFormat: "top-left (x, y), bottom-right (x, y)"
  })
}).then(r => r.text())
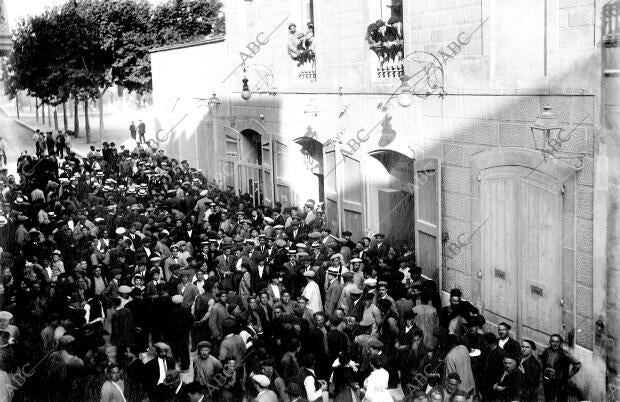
top-left (115, 227), bottom-right (126, 235)
top-left (0, 311), bottom-right (13, 321)
top-left (252, 374), bottom-right (270, 388)
top-left (263, 217), bottom-right (274, 224)
top-left (119, 285), bottom-right (132, 294)
top-left (172, 295), bottom-right (183, 304)
top-left (350, 258), bottom-right (362, 263)
top-left (331, 253), bottom-right (343, 261)
top-left (153, 342), bottom-right (170, 350)
top-left (364, 278), bottom-right (377, 287)
top-left (303, 270), bottom-right (315, 278)
top-left (200, 190), bottom-right (209, 197)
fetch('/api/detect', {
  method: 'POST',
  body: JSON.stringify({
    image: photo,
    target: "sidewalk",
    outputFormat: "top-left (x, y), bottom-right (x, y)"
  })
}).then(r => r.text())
top-left (0, 97), bottom-right (153, 158)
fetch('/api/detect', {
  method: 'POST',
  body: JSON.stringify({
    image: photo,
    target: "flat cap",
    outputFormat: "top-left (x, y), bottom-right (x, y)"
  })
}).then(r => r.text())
top-left (252, 374), bottom-right (270, 387)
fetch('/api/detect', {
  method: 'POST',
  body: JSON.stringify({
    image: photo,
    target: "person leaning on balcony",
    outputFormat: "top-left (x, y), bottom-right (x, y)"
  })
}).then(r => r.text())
top-left (303, 22), bottom-right (315, 54)
top-left (385, 16), bottom-right (404, 61)
top-left (288, 23), bottom-right (302, 60)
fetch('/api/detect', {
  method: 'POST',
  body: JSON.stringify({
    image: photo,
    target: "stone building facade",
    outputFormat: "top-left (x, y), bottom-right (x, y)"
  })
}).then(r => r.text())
top-left (150, 0), bottom-right (619, 398)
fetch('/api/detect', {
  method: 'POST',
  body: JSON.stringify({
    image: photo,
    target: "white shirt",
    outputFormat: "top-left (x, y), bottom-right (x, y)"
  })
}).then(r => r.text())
top-left (157, 358), bottom-right (168, 385)
top-left (304, 368), bottom-right (323, 401)
top-left (302, 280), bottom-right (322, 314)
top-left (258, 265), bottom-right (264, 277)
top-left (498, 337), bottom-right (509, 349)
top-left (269, 284), bottom-right (280, 300)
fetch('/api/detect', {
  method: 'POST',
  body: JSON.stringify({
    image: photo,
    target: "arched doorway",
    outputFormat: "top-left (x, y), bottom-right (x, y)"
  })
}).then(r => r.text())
top-left (238, 129), bottom-right (264, 205)
top-left (294, 136), bottom-right (325, 202)
top-left (368, 149), bottom-right (416, 249)
top-left (220, 125), bottom-right (273, 207)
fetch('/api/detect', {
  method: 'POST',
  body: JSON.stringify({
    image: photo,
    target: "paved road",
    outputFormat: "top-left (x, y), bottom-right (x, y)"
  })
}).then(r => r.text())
top-left (1, 107), bottom-right (35, 181)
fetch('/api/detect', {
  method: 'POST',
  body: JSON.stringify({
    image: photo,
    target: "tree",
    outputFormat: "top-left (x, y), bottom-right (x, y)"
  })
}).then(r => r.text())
top-left (150, 0), bottom-right (224, 47)
top-left (10, 0), bottom-right (225, 142)
top-left (1, 57), bottom-right (19, 118)
top-left (10, 3), bottom-right (113, 142)
top-left (76, 0), bottom-right (152, 137)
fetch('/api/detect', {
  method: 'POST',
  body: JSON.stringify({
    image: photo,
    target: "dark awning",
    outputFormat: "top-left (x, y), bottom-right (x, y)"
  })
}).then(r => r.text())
top-left (293, 136), bottom-right (324, 161)
top-left (368, 149), bottom-right (414, 183)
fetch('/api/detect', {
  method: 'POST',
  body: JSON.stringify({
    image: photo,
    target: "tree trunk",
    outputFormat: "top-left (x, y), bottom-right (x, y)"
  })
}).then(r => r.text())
top-left (48, 104), bottom-right (52, 126)
top-left (15, 96), bottom-right (19, 119)
top-left (84, 98), bottom-right (90, 143)
top-left (62, 102), bottom-right (68, 132)
top-left (53, 106), bottom-right (58, 131)
top-left (99, 88), bottom-right (106, 142)
top-left (73, 95), bottom-right (80, 138)
top-left (41, 102), bottom-right (45, 125)
top-left (35, 98), bottom-right (39, 122)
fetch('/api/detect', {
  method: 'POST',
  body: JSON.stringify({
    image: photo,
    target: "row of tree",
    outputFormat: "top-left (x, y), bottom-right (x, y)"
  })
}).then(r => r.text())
top-left (4, 0), bottom-right (224, 142)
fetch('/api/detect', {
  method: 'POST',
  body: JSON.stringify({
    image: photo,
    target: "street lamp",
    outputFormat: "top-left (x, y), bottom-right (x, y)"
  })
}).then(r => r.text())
top-left (530, 104), bottom-right (584, 170)
top-left (397, 74), bottom-right (414, 107)
top-left (530, 105), bottom-right (562, 153)
top-left (241, 77), bottom-right (251, 101)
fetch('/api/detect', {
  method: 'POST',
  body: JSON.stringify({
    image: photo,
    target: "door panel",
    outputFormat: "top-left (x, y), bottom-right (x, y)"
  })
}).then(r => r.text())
top-left (519, 171), bottom-right (563, 340)
top-left (324, 149), bottom-right (339, 233)
top-left (480, 171), bottom-right (518, 322)
top-left (414, 158), bottom-right (441, 285)
top-left (342, 155), bottom-right (364, 238)
top-left (479, 166), bottom-right (564, 341)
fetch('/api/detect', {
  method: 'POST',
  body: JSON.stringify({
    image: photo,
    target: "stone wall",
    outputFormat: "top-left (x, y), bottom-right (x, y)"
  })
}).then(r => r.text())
top-left (150, 1), bottom-right (607, 391)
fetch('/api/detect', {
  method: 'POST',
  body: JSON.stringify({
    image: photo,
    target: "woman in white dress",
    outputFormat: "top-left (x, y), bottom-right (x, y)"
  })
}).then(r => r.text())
top-left (361, 354), bottom-right (393, 402)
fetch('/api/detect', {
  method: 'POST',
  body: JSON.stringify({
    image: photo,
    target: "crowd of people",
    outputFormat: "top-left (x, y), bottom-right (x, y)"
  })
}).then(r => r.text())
top-left (0, 126), bottom-right (583, 402)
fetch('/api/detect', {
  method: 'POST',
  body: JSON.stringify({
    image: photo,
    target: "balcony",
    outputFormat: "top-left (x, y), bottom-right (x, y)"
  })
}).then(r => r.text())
top-left (371, 43), bottom-right (404, 79)
top-left (297, 52), bottom-right (316, 81)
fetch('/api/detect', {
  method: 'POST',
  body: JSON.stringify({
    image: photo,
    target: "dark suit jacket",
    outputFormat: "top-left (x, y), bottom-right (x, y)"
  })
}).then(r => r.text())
top-left (250, 265), bottom-right (271, 293)
top-left (368, 241), bottom-right (390, 262)
top-left (143, 356), bottom-right (175, 395)
top-left (285, 227), bottom-right (307, 244)
top-left (127, 233), bottom-right (142, 249)
top-left (500, 337), bottom-right (522, 360)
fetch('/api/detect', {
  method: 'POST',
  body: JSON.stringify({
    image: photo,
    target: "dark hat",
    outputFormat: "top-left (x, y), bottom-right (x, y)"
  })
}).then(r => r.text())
top-left (110, 268), bottom-right (122, 276)
top-left (342, 230), bottom-right (352, 236)
top-left (403, 310), bottom-right (417, 321)
top-left (447, 372), bottom-right (461, 383)
top-left (129, 288), bottom-right (142, 298)
top-left (449, 288), bottom-right (462, 298)
top-left (522, 339), bottom-right (537, 351)
top-left (498, 321), bottom-right (512, 330)
top-left (197, 340), bottom-right (212, 349)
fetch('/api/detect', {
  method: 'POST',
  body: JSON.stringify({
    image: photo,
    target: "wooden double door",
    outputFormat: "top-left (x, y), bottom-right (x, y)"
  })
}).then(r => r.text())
top-left (479, 166), bottom-right (564, 344)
